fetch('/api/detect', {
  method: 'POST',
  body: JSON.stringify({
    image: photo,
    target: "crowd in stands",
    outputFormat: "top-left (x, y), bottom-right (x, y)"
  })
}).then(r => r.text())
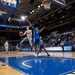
top-left (0, 31), bottom-right (75, 52)
top-left (43, 31), bottom-right (75, 47)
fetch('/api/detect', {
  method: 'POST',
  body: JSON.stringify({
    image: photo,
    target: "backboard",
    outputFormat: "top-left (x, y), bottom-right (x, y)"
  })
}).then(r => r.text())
top-left (48, 0), bottom-right (66, 6)
top-left (0, 0), bottom-right (18, 20)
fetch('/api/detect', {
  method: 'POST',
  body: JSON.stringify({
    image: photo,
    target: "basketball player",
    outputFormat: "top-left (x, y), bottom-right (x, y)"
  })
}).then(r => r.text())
top-left (20, 27), bottom-right (33, 50)
top-left (30, 26), bottom-right (44, 56)
top-left (4, 40), bottom-right (9, 54)
top-left (39, 36), bottom-right (50, 56)
top-left (39, 36), bottom-right (44, 52)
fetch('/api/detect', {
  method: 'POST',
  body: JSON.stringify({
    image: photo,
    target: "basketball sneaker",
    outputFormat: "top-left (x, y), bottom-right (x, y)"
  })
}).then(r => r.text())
top-left (34, 53), bottom-right (38, 56)
top-left (38, 53), bottom-right (41, 56)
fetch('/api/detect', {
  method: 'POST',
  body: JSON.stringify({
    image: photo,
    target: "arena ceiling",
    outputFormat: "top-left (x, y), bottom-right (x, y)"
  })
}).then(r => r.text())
top-left (0, 0), bottom-right (75, 29)
top-left (0, 0), bottom-right (75, 41)
top-left (0, 0), bottom-right (75, 28)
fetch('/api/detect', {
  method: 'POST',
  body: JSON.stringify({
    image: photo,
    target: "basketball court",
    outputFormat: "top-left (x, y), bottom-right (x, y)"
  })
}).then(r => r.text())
top-left (0, 0), bottom-right (75, 75)
top-left (0, 52), bottom-right (75, 75)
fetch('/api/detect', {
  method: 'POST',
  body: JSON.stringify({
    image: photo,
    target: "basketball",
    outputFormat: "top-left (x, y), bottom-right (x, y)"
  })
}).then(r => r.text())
top-left (19, 31), bottom-right (23, 36)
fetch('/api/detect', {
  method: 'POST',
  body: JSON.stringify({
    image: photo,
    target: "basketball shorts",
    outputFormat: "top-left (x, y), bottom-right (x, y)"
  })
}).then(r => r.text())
top-left (34, 38), bottom-right (41, 45)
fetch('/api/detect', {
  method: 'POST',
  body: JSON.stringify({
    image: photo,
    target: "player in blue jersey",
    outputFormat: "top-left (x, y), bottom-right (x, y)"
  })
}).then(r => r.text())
top-left (40, 36), bottom-right (44, 49)
top-left (31, 26), bottom-right (44, 56)
top-left (39, 36), bottom-right (50, 56)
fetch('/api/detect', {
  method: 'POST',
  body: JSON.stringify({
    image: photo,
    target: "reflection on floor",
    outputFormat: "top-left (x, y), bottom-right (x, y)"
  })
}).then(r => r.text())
top-left (0, 51), bottom-right (75, 75)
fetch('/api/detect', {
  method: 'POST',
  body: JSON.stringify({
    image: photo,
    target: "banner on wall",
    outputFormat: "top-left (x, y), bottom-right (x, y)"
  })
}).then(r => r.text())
top-left (22, 46), bottom-right (72, 51)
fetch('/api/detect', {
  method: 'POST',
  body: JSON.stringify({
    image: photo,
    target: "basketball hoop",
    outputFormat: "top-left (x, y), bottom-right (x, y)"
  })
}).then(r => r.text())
top-left (42, 0), bottom-right (51, 10)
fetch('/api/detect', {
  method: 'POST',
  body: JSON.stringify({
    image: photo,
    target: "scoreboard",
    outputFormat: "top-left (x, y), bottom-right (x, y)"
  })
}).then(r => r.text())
top-left (0, 0), bottom-right (18, 8)
top-left (0, 0), bottom-right (18, 20)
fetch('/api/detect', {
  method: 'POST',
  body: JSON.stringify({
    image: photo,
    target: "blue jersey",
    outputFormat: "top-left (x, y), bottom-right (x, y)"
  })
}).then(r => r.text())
top-left (40, 39), bottom-right (44, 48)
top-left (32, 26), bottom-right (40, 39)
top-left (40, 39), bottom-right (43, 44)
top-left (31, 26), bottom-right (41, 45)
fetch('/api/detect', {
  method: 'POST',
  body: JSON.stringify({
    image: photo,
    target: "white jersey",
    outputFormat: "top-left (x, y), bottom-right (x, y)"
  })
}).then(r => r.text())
top-left (20, 29), bottom-right (32, 46)
top-left (25, 30), bottom-right (32, 40)
top-left (4, 41), bottom-right (9, 50)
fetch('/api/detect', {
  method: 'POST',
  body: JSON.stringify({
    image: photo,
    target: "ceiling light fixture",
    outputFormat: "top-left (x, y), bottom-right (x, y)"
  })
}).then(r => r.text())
top-left (21, 15), bottom-right (28, 21)
top-left (21, 16), bottom-right (25, 21)
top-left (30, 12), bottom-right (32, 14)
top-left (32, 10), bottom-right (34, 13)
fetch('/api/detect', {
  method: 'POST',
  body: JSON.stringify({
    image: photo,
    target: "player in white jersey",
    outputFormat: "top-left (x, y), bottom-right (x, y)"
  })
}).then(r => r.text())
top-left (4, 40), bottom-right (9, 54)
top-left (20, 27), bottom-right (32, 50)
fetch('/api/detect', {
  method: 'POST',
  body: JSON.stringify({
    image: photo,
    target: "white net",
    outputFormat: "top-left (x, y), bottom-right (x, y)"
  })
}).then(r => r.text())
top-left (42, 0), bottom-right (51, 10)
top-left (43, 3), bottom-right (51, 10)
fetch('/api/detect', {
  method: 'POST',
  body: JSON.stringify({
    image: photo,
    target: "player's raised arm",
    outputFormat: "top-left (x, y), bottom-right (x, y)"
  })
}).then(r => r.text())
top-left (26, 19), bottom-right (35, 30)
top-left (40, 26), bottom-right (46, 32)
top-left (40, 27), bottom-right (44, 32)
top-left (26, 19), bottom-right (32, 26)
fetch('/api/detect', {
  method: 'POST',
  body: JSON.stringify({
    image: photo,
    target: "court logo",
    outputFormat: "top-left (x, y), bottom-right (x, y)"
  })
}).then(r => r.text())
top-left (66, 71), bottom-right (75, 75)
top-left (60, 70), bottom-right (75, 75)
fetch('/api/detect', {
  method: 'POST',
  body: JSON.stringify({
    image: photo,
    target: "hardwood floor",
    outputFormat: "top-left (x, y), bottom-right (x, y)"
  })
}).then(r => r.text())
top-left (0, 51), bottom-right (75, 58)
top-left (0, 51), bottom-right (75, 75)
top-left (0, 62), bottom-right (23, 75)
